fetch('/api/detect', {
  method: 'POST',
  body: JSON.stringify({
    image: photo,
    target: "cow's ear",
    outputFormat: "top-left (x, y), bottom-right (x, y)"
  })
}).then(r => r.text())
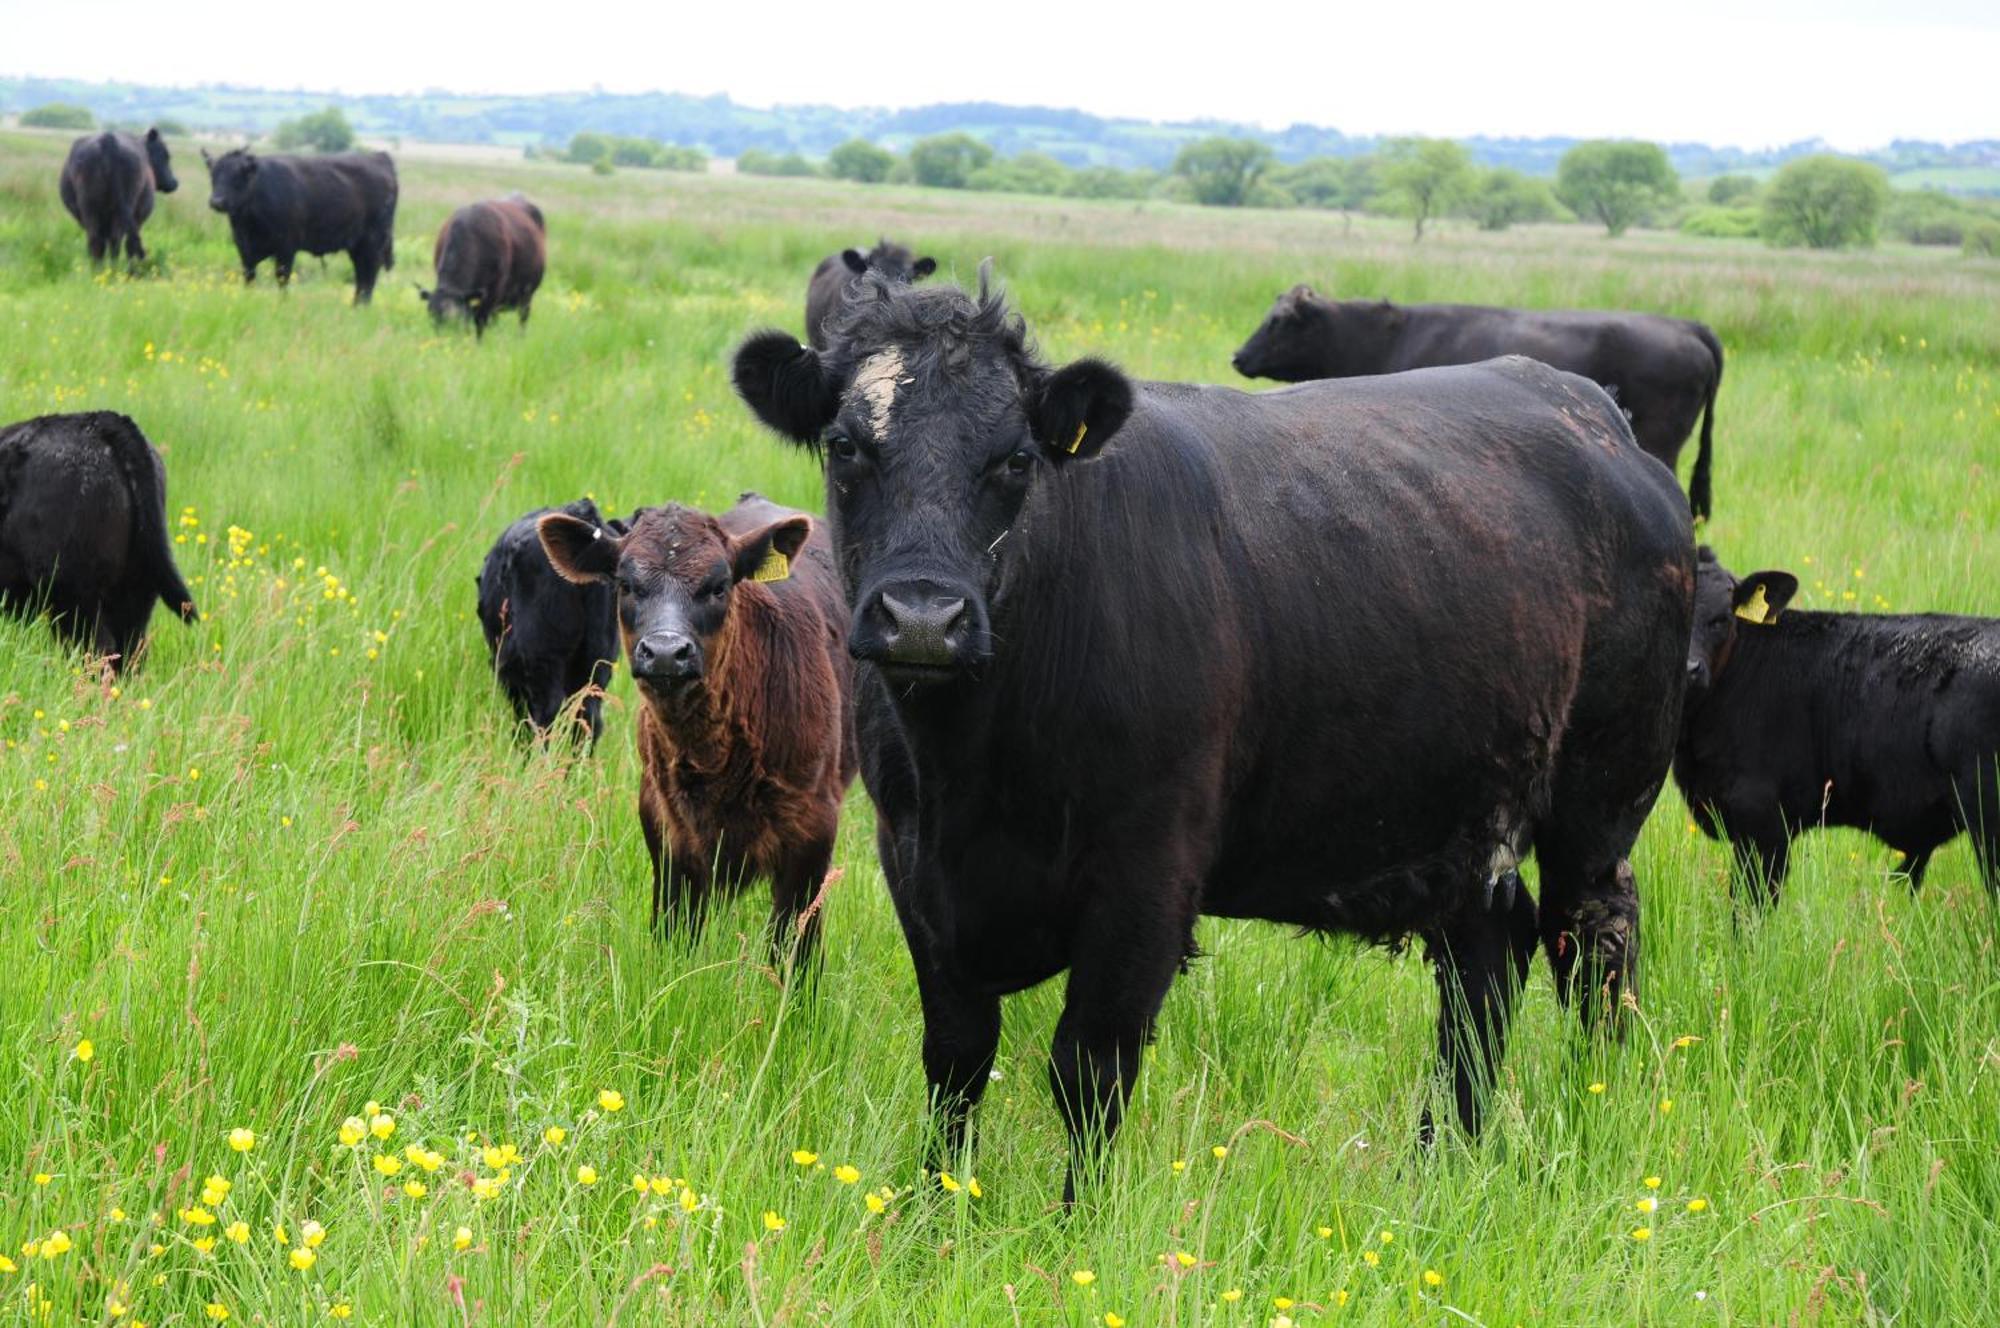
top-left (912, 256), bottom-right (937, 279)
top-left (730, 515), bottom-right (811, 584)
top-left (538, 512), bottom-right (621, 585)
top-left (1732, 571), bottom-right (1797, 625)
top-left (1028, 357), bottom-right (1133, 462)
top-left (732, 329), bottom-right (839, 446)
top-left (146, 127), bottom-right (162, 145)
top-left (841, 248), bottom-right (867, 275)
top-left (201, 147), bottom-right (214, 167)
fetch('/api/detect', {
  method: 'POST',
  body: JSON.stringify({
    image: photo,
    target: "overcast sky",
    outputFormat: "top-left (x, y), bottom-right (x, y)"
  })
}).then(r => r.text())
top-left (4, 0), bottom-right (1993, 149)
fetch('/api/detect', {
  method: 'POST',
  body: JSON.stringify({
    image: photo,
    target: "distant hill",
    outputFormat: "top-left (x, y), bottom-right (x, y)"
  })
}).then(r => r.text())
top-left (5, 74), bottom-right (1995, 193)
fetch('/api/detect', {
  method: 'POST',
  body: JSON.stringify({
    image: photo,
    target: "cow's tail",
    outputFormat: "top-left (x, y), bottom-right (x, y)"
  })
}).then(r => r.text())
top-left (99, 413), bottom-right (198, 623)
top-left (1689, 323), bottom-right (1722, 522)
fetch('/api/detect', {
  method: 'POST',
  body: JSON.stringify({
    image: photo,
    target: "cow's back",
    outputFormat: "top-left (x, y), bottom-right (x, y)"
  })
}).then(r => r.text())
top-left (990, 357), bottom-right (1689, 926)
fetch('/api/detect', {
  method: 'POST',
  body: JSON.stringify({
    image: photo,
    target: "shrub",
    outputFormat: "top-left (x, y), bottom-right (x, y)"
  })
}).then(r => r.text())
top-left (1556, 140), bottom-right (1680, 236)
top-left (1463, 168), bottom-right (1561, 231)
top-left (967, 152), bottom-right (1070, 196)
top-left (736, 149), bottom-right (818, 178)
top-left (21, 103), bottom-right (94, 131)
top-left (271, 107), bottom-right (355, 154)
top-left (1762, 155), bottom-right (1889, 250)
top-left (909, 133), bottom-right (993, 189)
top-left (1884, 190), bottom-right (1984, 246)
top-left (1379, 137), bottom-right (1474, 239)
top-left (1965, 220), bottom-right (2000, 257)
top-left (1171, 137), bottom-right (1275, 207)
top-left (1706, 174), bottom-right (1759, 206)
top-left (827, 138), bottom-right (895, 184)
top-left (1679, 205), bottom-right (1763, 239)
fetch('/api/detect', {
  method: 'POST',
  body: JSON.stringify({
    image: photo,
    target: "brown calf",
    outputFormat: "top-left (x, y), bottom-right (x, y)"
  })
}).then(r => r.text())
top-left (540, 493), bottom-right (855, 966)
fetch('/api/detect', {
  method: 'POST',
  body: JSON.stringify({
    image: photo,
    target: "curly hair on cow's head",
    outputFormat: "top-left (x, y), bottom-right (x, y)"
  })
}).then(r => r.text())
top-left (820, 271), bottom-right (1036, 387)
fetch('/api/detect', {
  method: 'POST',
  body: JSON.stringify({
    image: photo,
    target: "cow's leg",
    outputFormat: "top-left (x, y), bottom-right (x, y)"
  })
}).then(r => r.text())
top-left (767, 818), bottom-right (835, 974)
top-left (1893, 848), bottom-right (1932, 893)
top-left (640, 790), bottom-right (707, 938)
top-left (913, 951), bottom-right (1001, 1174)
top-left (350, 247), bottom-right (379, 304)
top-left (517, 297), bottom-right (532, 327)
top-left (274, 253), bottom-right (295, 287)
top-left (1421, 876), bottom-right (1537, 1145)
top-left (86, 225), bottom-right (110, 265)
top-left (1538, 829), bottom-right (1644, 1033)
top-left (1726, 812), bottom-right (1791, 909)
top-left (120, 204), bottom-right (145, 267)
top-left (1048, 886), bottom-right (1193, 1204)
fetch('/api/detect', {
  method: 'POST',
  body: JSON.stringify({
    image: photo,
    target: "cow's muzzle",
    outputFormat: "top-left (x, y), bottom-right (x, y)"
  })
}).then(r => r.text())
top-left (852, 581), bottom-right (989, 682)
top-left (631, 632), bottom-right (703, 688)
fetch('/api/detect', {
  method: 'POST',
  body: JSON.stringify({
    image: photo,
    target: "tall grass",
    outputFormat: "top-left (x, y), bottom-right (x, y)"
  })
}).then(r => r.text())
top-left (0, 127), bottom-right (1995, 1325)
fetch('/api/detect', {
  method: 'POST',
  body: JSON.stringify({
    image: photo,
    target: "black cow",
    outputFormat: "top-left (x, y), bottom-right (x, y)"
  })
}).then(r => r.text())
top-left (420, 195), bottom-right (547, 334)
top-left (733, 274), bottom-right (1692, 1199)
top-left (0, 412), bottom-right (197, 671)
top-left (1676, 546), bottom-right (1999, 904)
top-left (202, 148), bottom-right (399, 303)
top-left (477, 499), bottom-right (620, 744)
top-left (59, 128), bottom-right (178, 267)
top-left (804, 239), bottom-right (936, 351)
top-left (1232, 285), bottom-right (1724, 519)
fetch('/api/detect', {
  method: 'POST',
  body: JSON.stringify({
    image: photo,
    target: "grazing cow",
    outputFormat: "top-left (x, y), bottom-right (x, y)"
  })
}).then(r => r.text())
top-left (804, 238), bottom-right (936, 351)
top-left (0, 412), bottom-right (197, 671)
top-left (1232, 285), bottom-right (1724, 519)
top-left (420, 195), bottom-right (547, 334)
top-left (1676, 546), bottom-right (2000, 904)
top-left (732, 274), bottom-right (1692, 1199)
top-left (476, 499), bottom-right (620, 744)
top-left (201, 148), bottom-right (399, 303)
top-left (59, 128), bottom-right (179, 268)
top-left (539, 493), bottom-right (858, 967)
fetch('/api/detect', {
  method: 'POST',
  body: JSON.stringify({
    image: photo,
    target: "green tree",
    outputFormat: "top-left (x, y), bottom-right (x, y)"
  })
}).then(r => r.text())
top-left (271, 106), bottom-right (355, 153)
top-left (566, 132), bottom-right (615, 166)
top-left (1274, 156), bottom-right (1376, 215)
top-left (1379, 137), bottom-right (1473, 240)
top-left (1706, 174), bottom-right (1759, 206)
top-left (1964, 220), bottom-right (2000, 257)
top-left (908, 133), bottom-right (993, 189)
top-left (968, 152), bottom-right (1070, 196)
top-left (1171, 137), bottom-right (1275, 207)
top-left (1761, 155), bottom-right (1889, 250)
top-left (827, 138), bottom-right (895, 184)
top-left (737, 149), bottom-right (818, 178)
top-left (1555, 140), bottom-right (1679, 236)
top-left (1064, 166), bottom-right (1157, 200)
top-left (21, 103), bottom-right (95, 130)
top-left (1462, 167), bottom-right (1560, 231)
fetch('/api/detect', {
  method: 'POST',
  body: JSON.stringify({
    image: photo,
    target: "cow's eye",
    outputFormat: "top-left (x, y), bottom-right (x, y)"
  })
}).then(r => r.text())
top-left (826, 432), bottom-right (857, 463)
top-left (703, 583), bottom-right (726, 601)
top-left (1004, 448), bottom-right (1034, 477)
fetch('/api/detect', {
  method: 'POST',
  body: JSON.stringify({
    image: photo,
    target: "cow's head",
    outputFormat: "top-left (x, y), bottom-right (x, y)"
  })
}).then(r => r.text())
top-left (732, 272), bottom-right (1132, 689)
top-left (539, 502), bottom-right (809, 708)
top-left (416, 283), bottom-right (476, 327)
top-left (478, 499), bottom-right (614, 736)
top-left (202, 148), bottom-right (257, 214)
top-left (145, 127), bottom-right (178, 194)
top-left (1686, 545), bottom-right (1796, 700)
top-left (1230, 283), bottom-right (1333, 380)
top-left (843, 239), bottom-right (937, 285)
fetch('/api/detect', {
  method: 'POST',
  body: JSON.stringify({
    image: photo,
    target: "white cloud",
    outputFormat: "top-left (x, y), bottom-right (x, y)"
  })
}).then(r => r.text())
top-left (3, 0), bottom-right (1992, 149)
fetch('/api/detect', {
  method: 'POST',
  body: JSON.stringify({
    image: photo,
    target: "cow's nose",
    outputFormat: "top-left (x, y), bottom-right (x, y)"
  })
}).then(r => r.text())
top-left (878, 592), bottom-right (966, 664)
top-left (632, 632), bottom-right (701, 682)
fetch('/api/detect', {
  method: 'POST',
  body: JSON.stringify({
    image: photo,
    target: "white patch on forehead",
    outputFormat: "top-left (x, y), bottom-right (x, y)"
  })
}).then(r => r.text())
top-left (852, 349), bottom-right (909, 437)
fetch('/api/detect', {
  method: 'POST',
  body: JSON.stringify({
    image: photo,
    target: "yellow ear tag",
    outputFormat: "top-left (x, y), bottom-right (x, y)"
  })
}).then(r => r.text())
top-left (1065, 421), bottom-right (1088, 455)
top-left (1734, 584), bottom-right (1771, 624)
top-left (752, 548), bottom-right (791, 584)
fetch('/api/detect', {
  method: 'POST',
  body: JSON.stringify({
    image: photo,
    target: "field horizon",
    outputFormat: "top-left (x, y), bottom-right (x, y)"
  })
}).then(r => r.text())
top-left (1, 129), bottom-right (1996, 1326)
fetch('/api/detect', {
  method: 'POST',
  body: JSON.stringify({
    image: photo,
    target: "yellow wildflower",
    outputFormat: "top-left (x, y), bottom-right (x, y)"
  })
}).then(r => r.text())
top-left (330, 1304), bottom-right (353, 1319)
top-left (1363, 1250), bottom-right (1380, 1268)
top-left (109, 1209), bottom-right (125, 1222)
top-left (225, 1221), bottom-right (250, 1245)
top-left (1687, 1198), bottom-right (1709, 1213)
top-left (338, 1117), bottom-right (365, 1147)
top-left (289, 1248), bottom-right (315, 1271)
top-left (762, 1211), bottom-right (787, 1232)
top-left (1171, 1159), bottom-right (1187, 1174)
top-left (1636, 1197), bottom-right (1657, 1213)
top-left (1379, 1230), bottom-right (1394, 1245)
top-left (597, 1089), bottom-right (625, 1113)
top-left (679, 1187), bottom-right (700, 1213)
top-left (968, 1176), bottom-right (983, 1198)
top-left (1315, 1225), bottom-right (1333, 1239)
top-left (577, 1165), bottom-right (598, 1186)
top-left (631, 1174), bottom-right (649, 1193)
top-left (1631, 1227), bottom-right (1652, 1241)
top-left (1643, 1175), bottom-right (1662, 1189)
top-left (1221, 1288), bottom-right (1243, 1302)
top-left (41, 1231), bottom-right (74, 1258)
top-left (373, 1154), bottom-right (402, 1176)
top-left (865, 1192), bottom-right (886, 1214)
top-left (302, 1221), bottom-right (326, 1248)
top-left (1105, 1315), bottom-right (1125, 1328)
top-left (1588, 1082), bottom-right (1606, 1094)
top-left (649, 1176), bottom-right (673, 1197)
top-left (543, 1126), bottom-right (567, 1146)
top-left (1334, 1290), bottom-right (1350, 1307)
top-left (833, 1164), bottom-right (861, 1185)
top-left (205, 1304), bottom-right (230, 1321)
top-left (938, 1172), bottom-right (963, 1193)
top-left (403, 1181), bottom-right (427, 1199)
top-left (1211, 1145), bottom-right (1228, 1160)
top-left (1274, 1297), bottom-right (1294, 1310)
top-left (193, 1236), bottom-right (216, 1253)
top-left (1424, 1269), bottom-right (1443, 1287)
top-left (369, 1113), bottom-right (395, 1140)
top-left (74, 1039), bottom-right (95, 1063)
top-left (1659, 1099), bottom-right (1675, 1114)
top-left (1174, 1250), bottom-right (1197, 1268)
top-left (227, 1128), bottom-right (255, 1153)
top-left (453, 1226), bottom-right (473, 1251)
top-left (32, 1173), bottom-right (52, 1187)
top-left (791, 1149), bottom-right (819, 1166)
top-left (1073, 1269), bottom-right (1096, 1286)
top-left (181, 1207), bottom-right (217, 1227)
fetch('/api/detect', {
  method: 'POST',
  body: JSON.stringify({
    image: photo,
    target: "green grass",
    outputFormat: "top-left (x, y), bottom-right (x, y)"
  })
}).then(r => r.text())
top-left (1, 125), bottom-right (1997, 1326)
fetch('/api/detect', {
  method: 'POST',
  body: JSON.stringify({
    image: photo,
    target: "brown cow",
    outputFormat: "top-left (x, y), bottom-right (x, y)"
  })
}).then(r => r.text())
top-left (419, 194), bottom-right (546, 334)
top-left (539, 493), bottom-right (856, 967)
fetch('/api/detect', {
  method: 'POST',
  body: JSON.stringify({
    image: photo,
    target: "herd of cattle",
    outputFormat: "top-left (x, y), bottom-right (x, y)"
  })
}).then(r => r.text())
top-left (13, 125), bottom-right (1999, 1197)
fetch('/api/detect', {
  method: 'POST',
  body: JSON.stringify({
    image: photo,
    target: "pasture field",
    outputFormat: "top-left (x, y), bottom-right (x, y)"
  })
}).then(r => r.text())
top-left (0, 127), bottom-right (1996, 1326)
